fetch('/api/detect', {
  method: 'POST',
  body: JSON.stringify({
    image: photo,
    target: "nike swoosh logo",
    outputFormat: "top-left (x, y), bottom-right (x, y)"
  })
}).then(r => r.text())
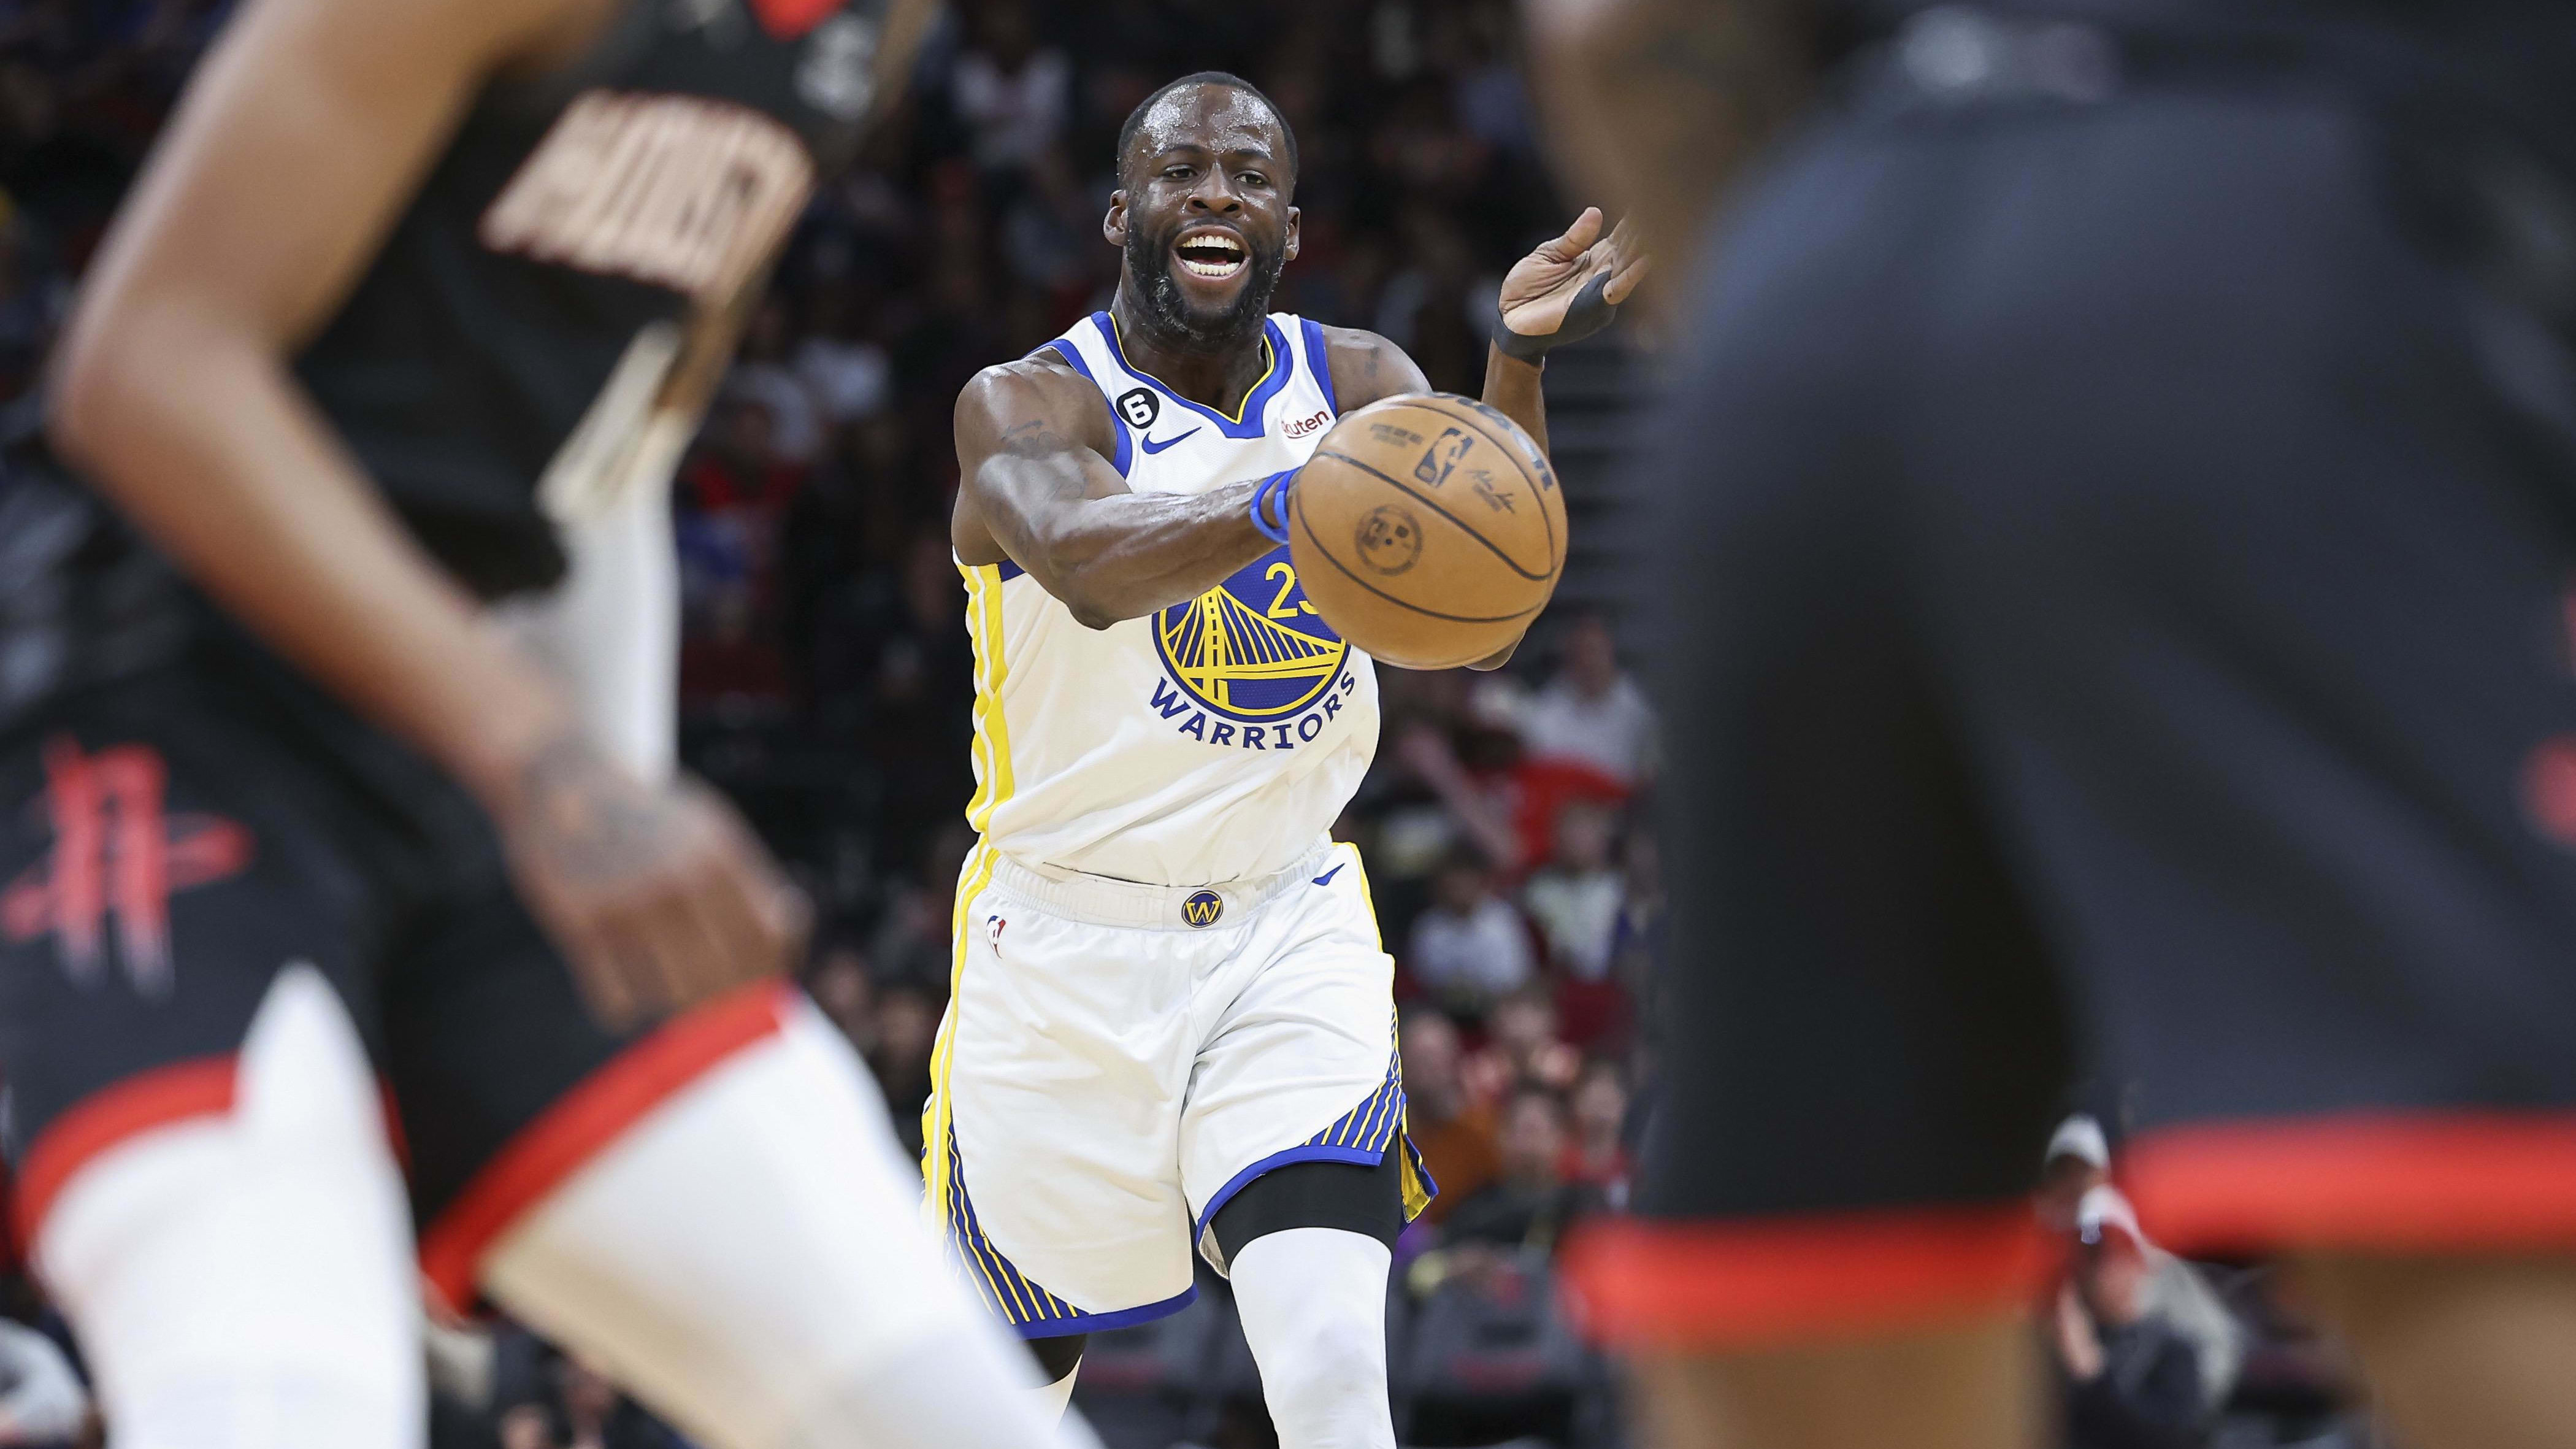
top-left (1140, 428), bottom-right (1201, 455)
top-left (1312, 863), bottom-right (1344, 886)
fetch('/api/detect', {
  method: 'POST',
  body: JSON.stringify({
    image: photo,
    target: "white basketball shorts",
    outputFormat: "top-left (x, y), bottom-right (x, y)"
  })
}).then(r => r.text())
top-left (922, 838), bottom-right (1434, 1337)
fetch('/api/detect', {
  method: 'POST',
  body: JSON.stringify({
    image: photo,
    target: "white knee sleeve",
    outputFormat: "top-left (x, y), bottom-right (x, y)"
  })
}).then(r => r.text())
top-left (1230, 1228), bottom-right (1396, 1449)
top-left (32, 966), bottom-right (423, 1449)
top-left (481, 998), bottom-right (1078, 1449)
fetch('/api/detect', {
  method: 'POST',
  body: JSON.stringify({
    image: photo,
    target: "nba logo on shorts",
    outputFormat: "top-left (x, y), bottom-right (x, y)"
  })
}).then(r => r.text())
top-left (1181, 890), bottom-right (1224, 928)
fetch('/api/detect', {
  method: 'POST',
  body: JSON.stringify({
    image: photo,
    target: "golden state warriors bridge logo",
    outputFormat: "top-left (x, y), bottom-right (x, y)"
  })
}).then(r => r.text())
top-left (1147, 548), bottom-right (1359, 748)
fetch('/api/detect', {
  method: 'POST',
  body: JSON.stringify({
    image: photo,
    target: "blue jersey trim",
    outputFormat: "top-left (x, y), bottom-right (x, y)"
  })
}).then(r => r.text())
top-left (1014, 1285), bottom-right (1199, 1340)
top-left (995, 560), bottom-right (1025, 582)
top-left (1193, 1142), bottom-right (1386, 1246)
top-left (1300, 317), bottom-right (1338, 417)
top-left (1192, 1039), bottom-right (1436, 1249)
top-left (1045, 339), bottom-right (1131, 477)
top-left (942, 1124), bottom-right (1091, 1331)
top-left (1092, 312), bottom-right (1292, 441)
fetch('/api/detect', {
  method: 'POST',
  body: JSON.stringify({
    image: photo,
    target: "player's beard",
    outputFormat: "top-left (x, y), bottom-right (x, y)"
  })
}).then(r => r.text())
top-left (1126, 225), bottom-right (1287, 352)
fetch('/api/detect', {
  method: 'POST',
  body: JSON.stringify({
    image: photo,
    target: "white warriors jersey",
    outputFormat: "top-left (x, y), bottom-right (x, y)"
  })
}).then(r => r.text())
top-left (959, 310), bottom-right (1379, 886)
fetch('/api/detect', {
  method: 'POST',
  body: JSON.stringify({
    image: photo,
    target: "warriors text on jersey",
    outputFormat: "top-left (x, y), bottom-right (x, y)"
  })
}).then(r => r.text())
top-left (962, 312), bottom-right (1379, 886)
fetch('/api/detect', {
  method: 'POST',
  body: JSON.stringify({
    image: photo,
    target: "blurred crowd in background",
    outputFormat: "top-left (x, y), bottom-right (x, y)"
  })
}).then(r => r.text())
top-left (0, 2), bottom-right (2405, 1448)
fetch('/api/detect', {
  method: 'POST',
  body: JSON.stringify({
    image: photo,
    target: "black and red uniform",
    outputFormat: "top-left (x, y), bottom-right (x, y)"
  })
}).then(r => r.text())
top-left (0, 0), bottom-right (883, 1312)
top-left (1568, 0), bottom-right (2576, 1348)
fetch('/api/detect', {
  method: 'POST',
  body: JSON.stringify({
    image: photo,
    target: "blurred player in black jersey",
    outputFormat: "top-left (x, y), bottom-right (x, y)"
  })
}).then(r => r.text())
top-left (0, 1), bottom-right (1090, 1447)
top-left (1528, 2), bottom-right (2576, 1447)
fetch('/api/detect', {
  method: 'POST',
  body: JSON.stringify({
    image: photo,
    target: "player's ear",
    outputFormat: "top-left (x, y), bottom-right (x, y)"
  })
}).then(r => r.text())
top-left (1104, 190), bottom-right (1129, 247)
top-left (1284, 205), bottom-right (1301, 264)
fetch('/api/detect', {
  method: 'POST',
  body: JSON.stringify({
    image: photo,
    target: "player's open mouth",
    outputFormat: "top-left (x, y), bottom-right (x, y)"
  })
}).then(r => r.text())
top-left (1173, 227), bottom-right (1248, 281)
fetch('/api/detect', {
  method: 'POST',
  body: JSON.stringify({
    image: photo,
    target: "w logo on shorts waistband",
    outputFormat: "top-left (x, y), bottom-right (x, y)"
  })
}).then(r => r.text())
top-left (1181, 890), bottom-right (1224, 928)
top-left (0, 736), bottom-right (254, 997)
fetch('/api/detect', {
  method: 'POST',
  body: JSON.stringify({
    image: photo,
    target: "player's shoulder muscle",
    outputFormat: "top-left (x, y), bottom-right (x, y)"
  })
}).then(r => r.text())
top-left (951, 350), bottom-right (1121, 565)
top-left (1318, 325), bottom-right (1432, 413)
top-left (954, 351), bottom-right (1113, 467)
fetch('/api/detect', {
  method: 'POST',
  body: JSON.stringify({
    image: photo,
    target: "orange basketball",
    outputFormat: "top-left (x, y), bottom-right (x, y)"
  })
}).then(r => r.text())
top-left (1290, 393), bottom-right (1566, 670)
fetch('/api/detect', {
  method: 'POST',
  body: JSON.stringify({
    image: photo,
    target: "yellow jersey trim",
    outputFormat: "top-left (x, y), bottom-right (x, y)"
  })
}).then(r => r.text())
top-left (921, 839), bottom-right (999, 1236)
top-left (960, 563), bottom-right (1016, 832)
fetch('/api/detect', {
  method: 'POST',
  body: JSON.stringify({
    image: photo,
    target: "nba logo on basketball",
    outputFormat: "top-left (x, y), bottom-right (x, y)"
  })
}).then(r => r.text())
top-left (1181, 890), bottom-right (1224, 928)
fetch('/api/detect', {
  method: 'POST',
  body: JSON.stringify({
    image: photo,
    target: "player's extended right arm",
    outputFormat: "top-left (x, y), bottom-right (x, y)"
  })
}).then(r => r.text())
top-left (45, 0), bottom-right (802, 1024)
top-left (953, 358), bottom-right (1275, 629)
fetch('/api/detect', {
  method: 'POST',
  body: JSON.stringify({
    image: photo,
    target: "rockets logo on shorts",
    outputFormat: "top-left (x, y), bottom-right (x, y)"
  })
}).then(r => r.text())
top-left (0, 737), bottom-right (255, 997)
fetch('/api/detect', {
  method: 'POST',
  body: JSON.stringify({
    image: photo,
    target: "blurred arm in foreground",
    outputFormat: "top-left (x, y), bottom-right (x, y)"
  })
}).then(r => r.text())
top-left (1519, 0), bottom-right (1815, 312)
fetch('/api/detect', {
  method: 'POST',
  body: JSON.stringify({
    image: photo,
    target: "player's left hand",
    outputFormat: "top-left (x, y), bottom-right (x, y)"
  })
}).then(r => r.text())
top-left (1494, 207), bottom-right (1650, 360)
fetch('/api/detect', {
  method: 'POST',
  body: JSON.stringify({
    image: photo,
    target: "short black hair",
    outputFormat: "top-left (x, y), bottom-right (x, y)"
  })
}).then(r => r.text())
top-left (1114, 70), bottom-right (1298, 188)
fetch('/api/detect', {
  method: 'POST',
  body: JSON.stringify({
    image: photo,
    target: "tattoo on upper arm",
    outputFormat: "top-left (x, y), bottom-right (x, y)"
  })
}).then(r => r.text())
top-left (995, 420), bottom-right (1073, 458)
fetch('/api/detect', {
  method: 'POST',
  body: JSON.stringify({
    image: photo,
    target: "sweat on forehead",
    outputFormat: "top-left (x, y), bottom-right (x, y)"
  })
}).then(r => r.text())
top-left (1117, 75), bottom-right (1298, 184)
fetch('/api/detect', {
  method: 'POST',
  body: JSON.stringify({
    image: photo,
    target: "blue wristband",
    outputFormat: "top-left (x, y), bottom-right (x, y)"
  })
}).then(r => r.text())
top-left (1249, 469), bottom-right (1296, 545)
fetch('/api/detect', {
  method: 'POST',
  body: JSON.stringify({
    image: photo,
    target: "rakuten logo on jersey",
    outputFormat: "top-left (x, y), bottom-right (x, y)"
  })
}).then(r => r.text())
top-left (1282, 410), bottom-right (1332, 439)
top-left (481, 91), bottom-right (815, 304)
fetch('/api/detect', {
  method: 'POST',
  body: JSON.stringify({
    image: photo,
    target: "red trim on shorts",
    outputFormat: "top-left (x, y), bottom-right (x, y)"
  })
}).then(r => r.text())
top-left (746, 0), bottom-right (841, 39)
top-left (13, 1056), bottom-right (238, 1249)
top-left (416, 981), bottom-right (793, 1314)
top-left (2124, 1112), bottom-right (2576, 1255)
top-left (1560, 1202), bottom-right (2051, 1350)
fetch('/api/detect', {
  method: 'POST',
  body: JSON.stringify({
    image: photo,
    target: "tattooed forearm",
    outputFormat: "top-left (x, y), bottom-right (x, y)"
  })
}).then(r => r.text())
top-left (508, 729), bottom-right (687, 883)
top-left (955, 359), bottom-right (1274, 629)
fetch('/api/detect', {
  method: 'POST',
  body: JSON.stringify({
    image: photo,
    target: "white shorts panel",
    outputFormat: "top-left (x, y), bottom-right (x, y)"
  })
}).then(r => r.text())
top-left (1178, 854), bottom-right (1396, 1226)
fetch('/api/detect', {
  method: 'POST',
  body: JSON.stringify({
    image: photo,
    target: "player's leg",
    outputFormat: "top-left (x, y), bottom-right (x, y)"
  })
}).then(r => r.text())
top-left (469, 993), bottom-right (1068, 1449)
top-left (2296, 1255), bottom-right (2576, 1449)
top-left (1025, 1334), bottom-right (1087, 1418)
top-left (0, 694), bottom-right (425, 1449)
top-left (1182, 846), bottom-right (1440, 1449)
top-left (389, 869), bottom-right (1080, 1449)
top-left (1209, 1151), bottom-right (1407, 1449)
top-left (34, 967), bottom-right (423, 1449)
top-left (1628, 1322), bottom-right (2041, 1449)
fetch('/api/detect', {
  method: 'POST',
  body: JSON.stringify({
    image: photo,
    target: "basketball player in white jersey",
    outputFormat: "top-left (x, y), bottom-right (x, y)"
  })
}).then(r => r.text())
top-left (943, 72), bottom-right (1644, 1446)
